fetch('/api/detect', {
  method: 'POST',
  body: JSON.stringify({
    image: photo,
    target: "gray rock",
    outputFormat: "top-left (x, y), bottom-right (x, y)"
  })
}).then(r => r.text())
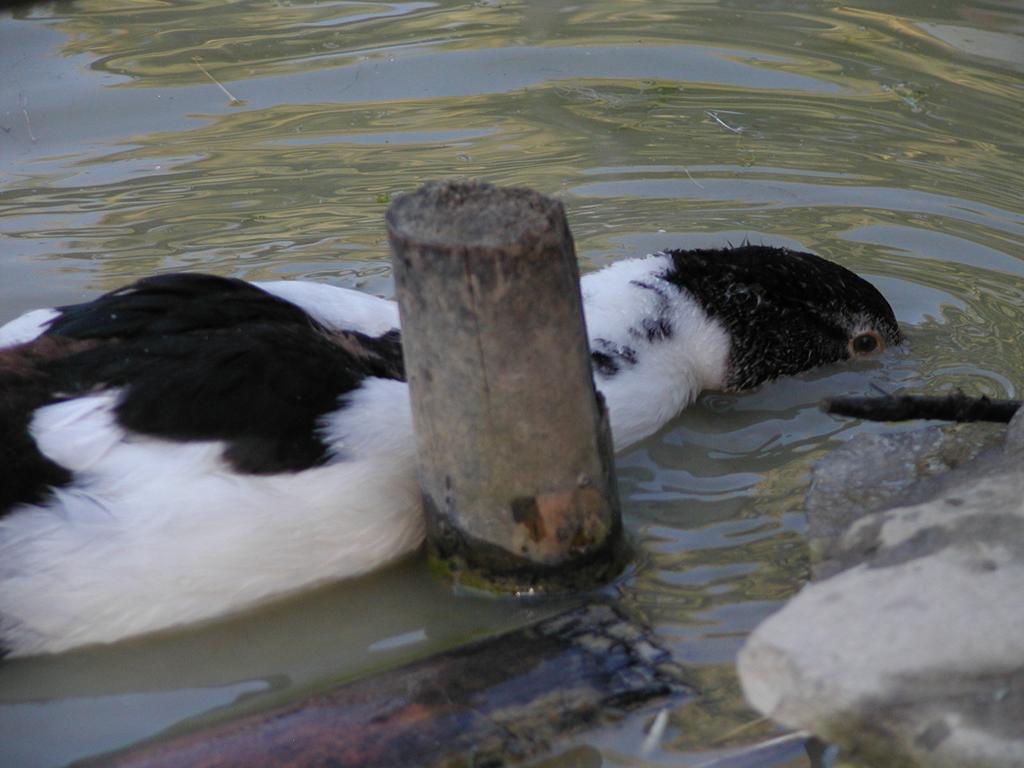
top-left (737, 412), bottom-right (1024, 768)
top-left (805, 422), bottom-right (1005, 579)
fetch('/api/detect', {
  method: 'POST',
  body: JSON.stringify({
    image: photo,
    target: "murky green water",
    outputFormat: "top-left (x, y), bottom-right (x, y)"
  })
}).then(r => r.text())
top-left (1, 1), bottom-right (1021, 765)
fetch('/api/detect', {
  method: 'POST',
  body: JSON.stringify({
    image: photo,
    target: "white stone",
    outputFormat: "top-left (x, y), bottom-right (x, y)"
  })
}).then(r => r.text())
top-left (738, 412), bottom-right (1024, 768)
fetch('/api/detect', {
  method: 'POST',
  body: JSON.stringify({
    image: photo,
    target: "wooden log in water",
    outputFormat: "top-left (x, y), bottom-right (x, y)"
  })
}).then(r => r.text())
top-left (94, 604), bottom-right (692, 768)
top-left (386, 180), bottom-right (625, 592)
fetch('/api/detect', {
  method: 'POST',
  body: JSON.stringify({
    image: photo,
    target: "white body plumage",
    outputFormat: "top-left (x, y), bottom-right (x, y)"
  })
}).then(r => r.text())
top-left (0, 255), bottom-right (724, 656)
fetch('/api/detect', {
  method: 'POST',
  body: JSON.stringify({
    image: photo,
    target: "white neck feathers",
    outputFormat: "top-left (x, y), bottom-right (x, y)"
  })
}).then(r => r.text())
top-left (579, 254), bottom-right (731, 450)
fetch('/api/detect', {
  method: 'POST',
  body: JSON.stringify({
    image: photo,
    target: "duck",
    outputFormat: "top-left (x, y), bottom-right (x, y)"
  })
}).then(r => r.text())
top-left (0, 245), bottom-right (900, 657)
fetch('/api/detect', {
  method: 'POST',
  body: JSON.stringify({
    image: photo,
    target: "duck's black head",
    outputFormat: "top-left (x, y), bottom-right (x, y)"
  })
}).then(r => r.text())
top-left (661, 245), bottom-right (901, 391)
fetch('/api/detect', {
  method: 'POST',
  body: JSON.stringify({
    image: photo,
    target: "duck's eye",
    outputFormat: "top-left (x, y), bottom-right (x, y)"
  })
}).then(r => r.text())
top-left (849, 331), bottom-right (882, 356)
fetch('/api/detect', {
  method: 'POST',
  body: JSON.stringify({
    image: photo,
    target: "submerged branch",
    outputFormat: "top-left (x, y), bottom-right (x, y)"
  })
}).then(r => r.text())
top-left (100, 604), bottom-right (690, 768)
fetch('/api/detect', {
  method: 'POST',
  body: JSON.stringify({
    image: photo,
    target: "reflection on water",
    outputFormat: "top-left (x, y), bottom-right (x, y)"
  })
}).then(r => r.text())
top-left (0, 680), bottom-right (270, 768)
top-left (1, 0), bottom-right (1022, 765)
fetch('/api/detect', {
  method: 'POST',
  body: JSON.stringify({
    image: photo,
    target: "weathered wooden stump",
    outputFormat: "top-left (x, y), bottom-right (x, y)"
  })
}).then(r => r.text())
top-left (386, 180), bottom-right (625, 592)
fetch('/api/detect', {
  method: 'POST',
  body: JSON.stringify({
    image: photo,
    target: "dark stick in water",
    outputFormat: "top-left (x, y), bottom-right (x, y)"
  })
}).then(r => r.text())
top-left (823, 392), bottom-right (1021, 424)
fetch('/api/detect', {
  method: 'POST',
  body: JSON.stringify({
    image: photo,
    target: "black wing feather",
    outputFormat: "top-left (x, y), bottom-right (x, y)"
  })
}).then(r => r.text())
top-left (48, 273), bottom-right (314, 339)
top-left (1, 274), bottom-right (405, 514)
top-left (0, 342), bottom-right (75, 513)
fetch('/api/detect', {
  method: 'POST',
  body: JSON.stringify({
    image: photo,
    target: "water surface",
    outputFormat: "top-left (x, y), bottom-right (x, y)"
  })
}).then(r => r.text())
top-left (1, 1), bottom-right (1022, 765)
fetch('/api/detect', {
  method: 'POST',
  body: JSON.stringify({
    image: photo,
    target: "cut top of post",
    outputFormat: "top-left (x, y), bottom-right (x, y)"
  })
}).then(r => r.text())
top-left (386, 181), bottom-right (571, 254)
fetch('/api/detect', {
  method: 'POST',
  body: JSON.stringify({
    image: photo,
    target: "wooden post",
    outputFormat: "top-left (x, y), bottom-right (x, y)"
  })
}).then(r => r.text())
top-left (386, 180), bottom-right (625, 592)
